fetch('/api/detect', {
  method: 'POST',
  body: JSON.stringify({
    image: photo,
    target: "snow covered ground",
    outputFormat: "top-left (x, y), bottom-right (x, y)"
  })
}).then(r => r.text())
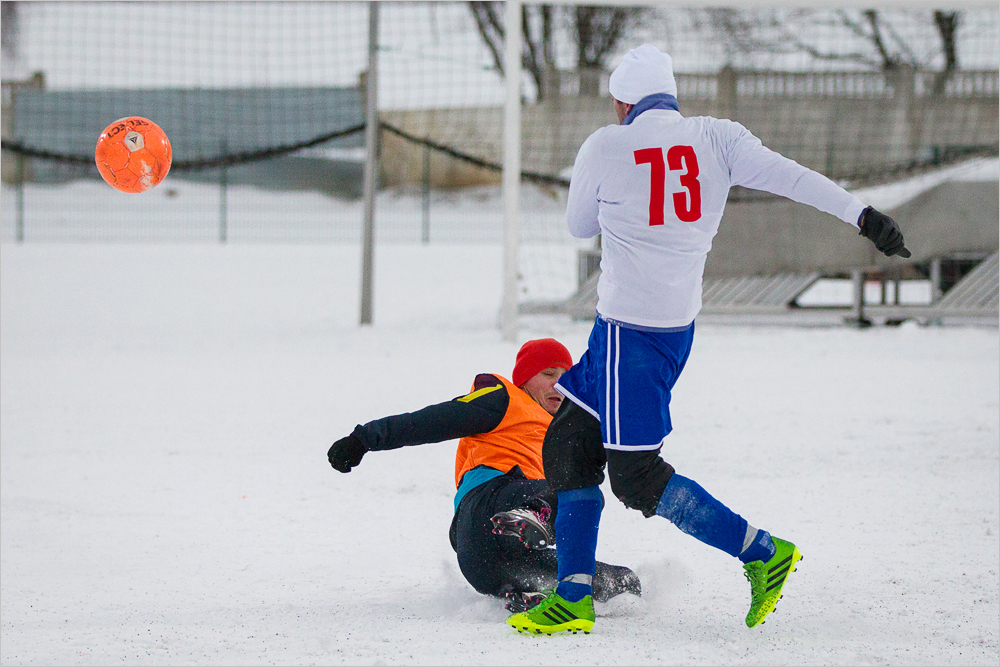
top-left (1, 242), bottom-right (998, 666)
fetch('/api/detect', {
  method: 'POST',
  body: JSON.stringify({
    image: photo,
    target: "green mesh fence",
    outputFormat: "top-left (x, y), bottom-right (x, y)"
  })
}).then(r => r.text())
top-left (2, 3), bottom-right (998, 303)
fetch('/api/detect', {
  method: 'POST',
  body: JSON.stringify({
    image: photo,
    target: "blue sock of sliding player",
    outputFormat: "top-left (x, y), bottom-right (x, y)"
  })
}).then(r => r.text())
top-left (655, 474), bottom-right (776, 564)
top-left (554, 486), bottom-right (603, 602)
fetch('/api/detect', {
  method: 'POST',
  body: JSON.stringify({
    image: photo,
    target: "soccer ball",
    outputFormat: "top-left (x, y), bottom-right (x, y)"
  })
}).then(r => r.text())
top-left (94, 116), bottom-right (172, 193)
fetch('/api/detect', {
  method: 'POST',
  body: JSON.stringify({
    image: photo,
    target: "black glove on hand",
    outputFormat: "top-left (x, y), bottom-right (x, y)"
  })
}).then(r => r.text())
top-left (859, 206), bottom-right (911, 258)
top-left (327, 433), bottom-right (366, 473)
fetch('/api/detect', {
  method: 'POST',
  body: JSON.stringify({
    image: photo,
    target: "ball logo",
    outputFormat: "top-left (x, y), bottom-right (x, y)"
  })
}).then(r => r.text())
top-left (124, 131), bottom-right (144, 152)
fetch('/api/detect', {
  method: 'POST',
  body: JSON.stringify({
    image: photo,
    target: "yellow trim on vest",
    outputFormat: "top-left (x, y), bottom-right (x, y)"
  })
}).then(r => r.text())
top-left (454, 374), bottom-right (549, 487)
top-left (457, 383), bottom-right (503, 403)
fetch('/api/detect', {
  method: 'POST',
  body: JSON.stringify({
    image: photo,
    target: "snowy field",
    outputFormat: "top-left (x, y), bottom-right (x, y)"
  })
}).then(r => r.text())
top-left (1, 242), bottom-right (998, 666)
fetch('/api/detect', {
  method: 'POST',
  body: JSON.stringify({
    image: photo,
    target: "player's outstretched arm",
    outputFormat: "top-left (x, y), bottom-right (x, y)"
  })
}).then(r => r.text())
top-left (858, 206), bottom-right (912, 258)
top-left (326, 374), bottom-right (510, 473)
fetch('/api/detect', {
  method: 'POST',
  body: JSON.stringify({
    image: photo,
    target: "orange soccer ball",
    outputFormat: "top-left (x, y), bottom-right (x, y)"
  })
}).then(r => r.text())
top-left (94, 116), bottom-right (172, 193)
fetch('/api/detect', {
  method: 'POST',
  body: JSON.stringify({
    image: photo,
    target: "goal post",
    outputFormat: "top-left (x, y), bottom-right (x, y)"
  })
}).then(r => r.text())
top-left (2, 2), bottom-right (996, 331)
top-left (501, 0), bottom-right (523, 342)
top-left (359, 1), bottom-right (379, 326)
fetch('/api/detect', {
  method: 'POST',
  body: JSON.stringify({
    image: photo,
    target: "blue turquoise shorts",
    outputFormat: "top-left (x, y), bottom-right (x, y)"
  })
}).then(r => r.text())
top-left (556, 315), bottom-right (694, 450)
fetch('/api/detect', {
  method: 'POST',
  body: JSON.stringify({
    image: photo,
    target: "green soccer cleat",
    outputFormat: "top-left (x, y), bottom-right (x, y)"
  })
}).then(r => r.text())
top-left (744, 536), bottom-right (802, 628)
top-left (506, 591), bottom-right (595, 635)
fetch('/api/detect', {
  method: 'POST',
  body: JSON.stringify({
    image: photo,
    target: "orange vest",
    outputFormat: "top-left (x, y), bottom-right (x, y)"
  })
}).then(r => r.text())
top-left (454, 374), bottom-right (551, 487)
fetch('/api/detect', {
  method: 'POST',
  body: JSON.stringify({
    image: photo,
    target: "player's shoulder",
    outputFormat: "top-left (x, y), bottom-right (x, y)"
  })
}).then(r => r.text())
top-left (573, 124), bottom-right (622, 166)
top-left (683, 113), bottom-right (748, 134)
top-left (582, 123), bottom-right (623, 146)
top-left (472, 373), bottom-right (504, 391)
top-left (679, 115), bottom-right (759, 155)
top-left (591, 113), bottom-right (747, 137)
top-left (456, 374), bottom-right (511, 411)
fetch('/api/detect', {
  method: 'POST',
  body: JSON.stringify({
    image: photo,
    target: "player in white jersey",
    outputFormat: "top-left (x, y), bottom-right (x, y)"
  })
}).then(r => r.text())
top-left (507, 44), bottom-right (910, 636)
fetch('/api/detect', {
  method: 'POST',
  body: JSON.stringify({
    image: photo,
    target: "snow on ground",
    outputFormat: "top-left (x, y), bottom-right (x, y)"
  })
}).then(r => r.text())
top-left (1, 243), bottom-right (998, 666)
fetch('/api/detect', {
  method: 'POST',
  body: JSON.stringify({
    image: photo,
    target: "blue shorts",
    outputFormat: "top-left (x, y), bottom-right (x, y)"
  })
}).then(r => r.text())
top-left (556, 315), bottom-right (694, 450)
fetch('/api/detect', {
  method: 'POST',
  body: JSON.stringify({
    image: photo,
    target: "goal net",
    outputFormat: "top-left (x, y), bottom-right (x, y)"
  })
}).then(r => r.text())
top-left (2, 3), bottom-right (997, 321)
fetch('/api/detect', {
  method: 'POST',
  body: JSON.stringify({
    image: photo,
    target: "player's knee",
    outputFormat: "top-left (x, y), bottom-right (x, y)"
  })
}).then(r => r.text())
top-left (542, 399), bottom-right (606, 492)
top-left (607, 449), bottom-right (675, 517)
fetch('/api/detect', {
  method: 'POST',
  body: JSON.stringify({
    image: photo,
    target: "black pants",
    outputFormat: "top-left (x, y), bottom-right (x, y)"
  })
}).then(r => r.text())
top-left (450, 469), bottom-right (554, 596)
top-left (543, 398), bottom-right (676, 517)
top-left (449, 467), bottom-right (639, 600)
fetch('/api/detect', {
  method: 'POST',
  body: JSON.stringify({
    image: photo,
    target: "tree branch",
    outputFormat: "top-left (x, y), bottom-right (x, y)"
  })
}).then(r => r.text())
top-left (468, 2), bottom-right (505, 76)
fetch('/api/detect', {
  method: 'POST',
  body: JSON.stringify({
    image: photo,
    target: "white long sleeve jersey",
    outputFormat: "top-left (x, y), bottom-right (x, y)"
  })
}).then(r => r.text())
top-left (566, 109), bottom-right (867, 329)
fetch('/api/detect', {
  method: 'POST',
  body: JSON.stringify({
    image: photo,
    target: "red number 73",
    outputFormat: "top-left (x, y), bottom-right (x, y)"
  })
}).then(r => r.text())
top-left (634, 146), bottom-right (702, 224)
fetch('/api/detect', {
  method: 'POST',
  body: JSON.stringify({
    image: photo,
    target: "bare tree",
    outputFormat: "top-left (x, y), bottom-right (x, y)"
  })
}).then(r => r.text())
top-left (468, 2), bottom-right (646, 101)
top-left (571, 6), bottom-right (640, 68)
top-left (468, 2), bottom-right (553, 100)
top-left (858, 9), bottom-right (913, 69)
top-left (2, 1), bottom-right (19, 63)
top-left (932, 10), bottom-right (960, 93)
top-left (691, 7), bottom-right (963, 73)
top-left (570, 5), bottom-right (646, 95)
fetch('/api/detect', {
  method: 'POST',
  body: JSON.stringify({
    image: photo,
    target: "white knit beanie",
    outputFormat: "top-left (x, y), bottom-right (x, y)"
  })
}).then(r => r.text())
top-left (608, 44), bottom-right (677, 104)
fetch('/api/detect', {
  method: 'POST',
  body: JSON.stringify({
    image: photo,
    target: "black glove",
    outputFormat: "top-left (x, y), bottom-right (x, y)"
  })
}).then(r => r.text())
top-left (327, 433), bottom-right (366, 473)
top-left (859, 206), bottom-right (911, 258)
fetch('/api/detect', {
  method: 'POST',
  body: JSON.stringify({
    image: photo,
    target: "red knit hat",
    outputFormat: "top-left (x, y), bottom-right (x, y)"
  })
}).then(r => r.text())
top-left (512, 338), bottom-right (573, 387)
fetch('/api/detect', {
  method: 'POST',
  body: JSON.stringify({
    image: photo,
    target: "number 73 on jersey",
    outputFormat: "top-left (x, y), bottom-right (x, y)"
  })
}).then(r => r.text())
top-left (634, 146), bottom-right (702, 225)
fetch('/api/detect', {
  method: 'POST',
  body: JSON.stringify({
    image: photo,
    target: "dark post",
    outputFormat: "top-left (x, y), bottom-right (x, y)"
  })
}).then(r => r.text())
top-left (219, 138), bottom-right (228, 243)
top-left (847, 268), bottom-right (872, 328)
top-left (15, 153), bottom-right (25, 243)
top-left (421, 142), bottom-right (430, 244)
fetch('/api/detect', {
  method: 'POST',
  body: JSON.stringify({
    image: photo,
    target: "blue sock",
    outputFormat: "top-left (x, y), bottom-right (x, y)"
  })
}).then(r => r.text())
top-left (655, 474), bottom-right (775, 563)
top-left (740, 527), bottom-right (777, 564)
top-left (554, 486), bottom-right (603, 602)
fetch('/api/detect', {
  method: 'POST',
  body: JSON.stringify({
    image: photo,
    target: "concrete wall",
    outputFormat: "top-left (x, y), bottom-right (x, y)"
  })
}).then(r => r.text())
top-left (379, 68), bottom-right (999, 189)
top-left (380, 68), bottom-right (998, 277)
top-left (380, 107), bottom-right (504, 189)
top-left (703, 180), bottom-right (999, 277)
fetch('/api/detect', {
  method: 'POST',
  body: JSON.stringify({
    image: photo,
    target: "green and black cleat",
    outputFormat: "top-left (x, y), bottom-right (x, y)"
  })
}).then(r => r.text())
top-left (507, 592), bottom-right (595, 635)
top-left (744, 537), bottom-right (802, 628)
